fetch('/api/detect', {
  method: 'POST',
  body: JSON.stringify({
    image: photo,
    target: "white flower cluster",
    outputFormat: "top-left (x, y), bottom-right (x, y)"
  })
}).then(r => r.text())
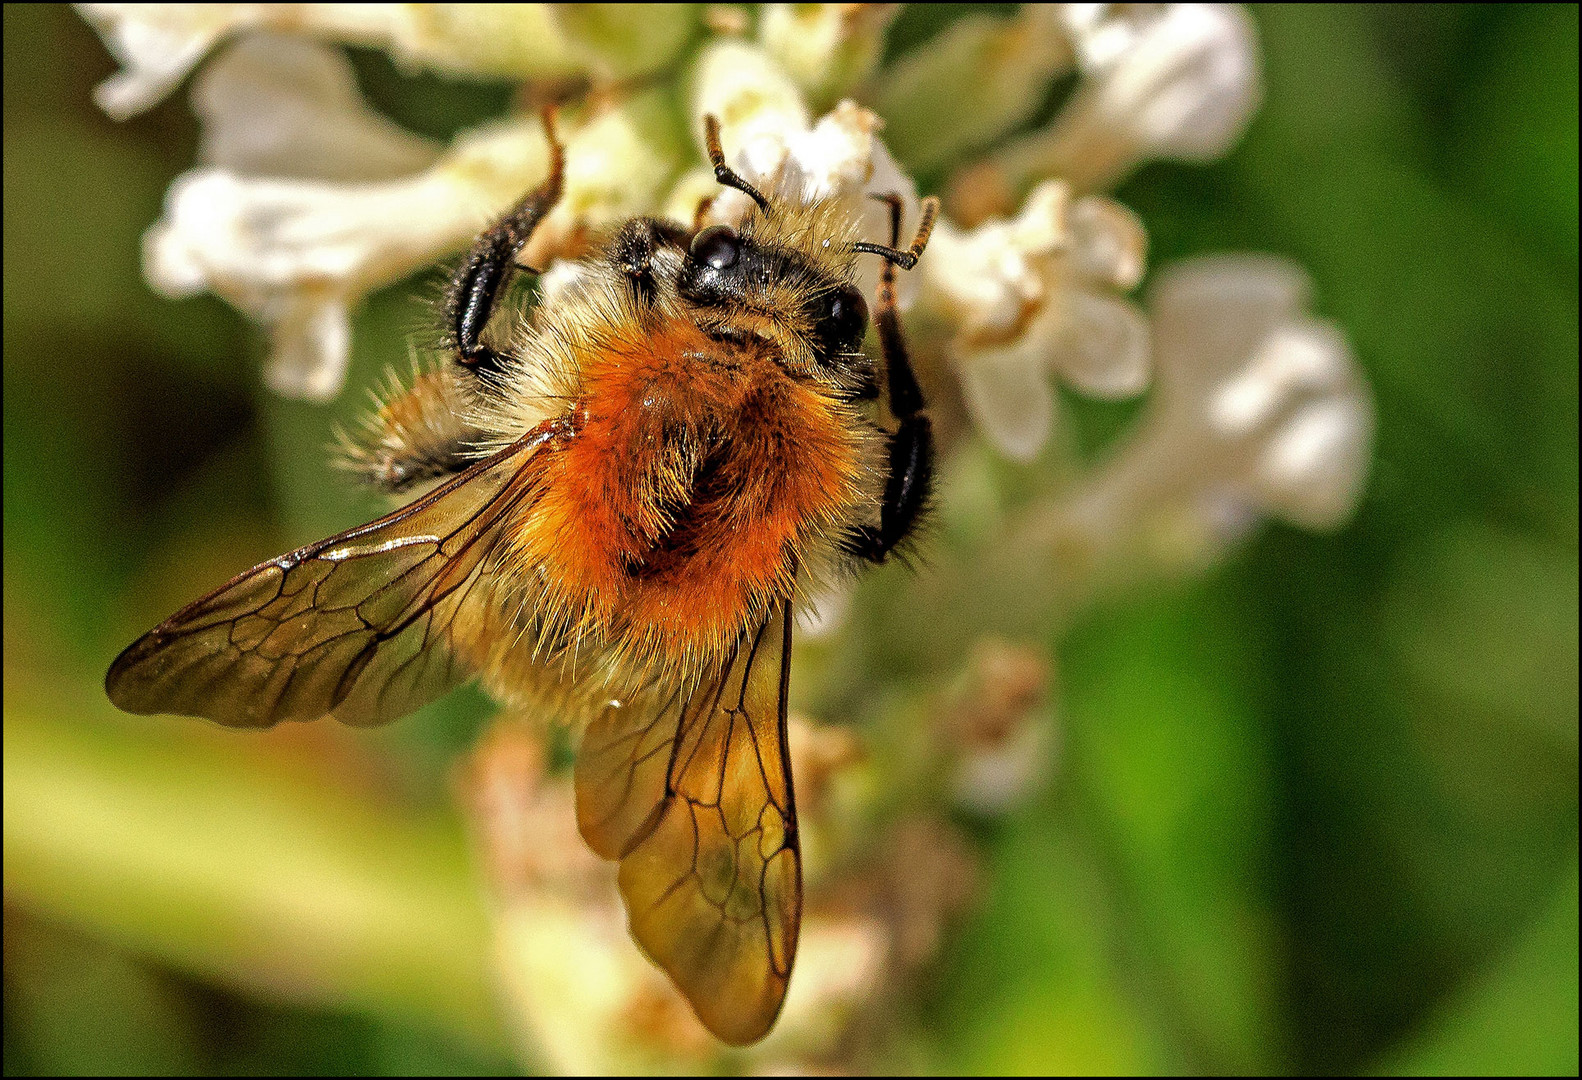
top-left (1041, 255), bottom-right (1374, 571)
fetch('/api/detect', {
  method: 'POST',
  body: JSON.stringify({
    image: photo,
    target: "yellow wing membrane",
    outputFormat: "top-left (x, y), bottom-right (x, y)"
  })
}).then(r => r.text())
top-left (106, 431), bottom-right (553, 728)
top-left (575, 604), bottom-right (801, 1046)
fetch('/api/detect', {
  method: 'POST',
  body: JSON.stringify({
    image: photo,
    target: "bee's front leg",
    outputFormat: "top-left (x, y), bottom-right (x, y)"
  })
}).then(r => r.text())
top-left (445, 110), bottom-right (565, 377)
top-left (610, 217), bottom-right (690, 312)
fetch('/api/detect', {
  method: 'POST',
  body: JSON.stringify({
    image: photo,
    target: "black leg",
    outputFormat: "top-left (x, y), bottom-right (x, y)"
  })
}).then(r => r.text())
top-left (844, 194), bottom-right (936, 564)
top-left (445, 110), bottom-right (565, 376)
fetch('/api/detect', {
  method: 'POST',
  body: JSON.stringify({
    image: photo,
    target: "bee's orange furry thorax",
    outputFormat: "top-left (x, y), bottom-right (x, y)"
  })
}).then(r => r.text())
top-left (507, 314), bottom-right (864, 669)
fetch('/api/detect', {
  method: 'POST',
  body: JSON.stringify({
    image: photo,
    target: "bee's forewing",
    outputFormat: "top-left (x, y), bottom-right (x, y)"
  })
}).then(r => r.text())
top-left (575, 603), bottom-right (801, 1046)
top-left (106, 430), bottom-right (555, 729)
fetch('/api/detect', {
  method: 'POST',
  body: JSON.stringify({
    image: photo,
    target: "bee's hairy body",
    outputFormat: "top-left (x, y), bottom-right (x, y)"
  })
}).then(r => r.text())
top-left (109, 113), bottom-right (938, 1046)
top-left (426, 197), bottom-right (888, 707)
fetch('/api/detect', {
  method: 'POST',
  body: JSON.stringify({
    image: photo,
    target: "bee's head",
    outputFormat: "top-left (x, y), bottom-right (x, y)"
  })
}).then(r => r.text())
top-left (676, 220), bottom-right (869, 374)
top-left (672, 116), bottom-right (934, 388)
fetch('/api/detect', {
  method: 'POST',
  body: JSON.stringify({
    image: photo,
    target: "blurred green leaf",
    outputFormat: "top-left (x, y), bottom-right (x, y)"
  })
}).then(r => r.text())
top-left (934, 815), bottom-right (1174, 1075)
top-left (1378, 856), bottom-right (1579, 1076)
top-left (3, 701), bottom-right (507, 1053)
top-left (1061, 579), bottom-right (1283, 1073)
top-left (1451, 3), bottom-right (1580, 276)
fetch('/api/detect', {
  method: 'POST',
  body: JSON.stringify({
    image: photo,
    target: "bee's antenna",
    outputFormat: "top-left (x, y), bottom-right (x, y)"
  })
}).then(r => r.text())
top-left (703, 114), bottom-right (772, 215)
top-left (854, 194), bottom-right (940, 270)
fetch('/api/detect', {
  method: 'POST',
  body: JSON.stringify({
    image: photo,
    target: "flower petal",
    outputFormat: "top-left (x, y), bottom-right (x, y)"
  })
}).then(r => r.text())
top-left (1253, 393), bottom-right (1374, 530)
top-left (78, 3), bottom-right (641, 122)
top-left (142, 116), bottom-right (556, 399)
top-left (923, 181), bottom-right (1067, 347)
top-left (928, 183), bottom-right (1152, 458)
top-left (690, 40), bottom-right (811, 164)
top-left (1150, 252), bottom-right (1310, 392)
top-left (1062, 3), bottom-right (1263, 162)
top-left (193, 33), bottom-right (441, 181)
top-left (77, 2), bottom-right (247, 120)
top-left (1067, 194), bottom-right (1147, 289)
top-left (971, 2), bottom-right (1263, 194)
top-left (956, 347), bottom-right (1055, 463)
top-left (1049, 254), bottom-right (1373, 566)
top-left (1045, 288), bottom-right (1152, 399)
top-left (264, 294), bottom-right (351, 402)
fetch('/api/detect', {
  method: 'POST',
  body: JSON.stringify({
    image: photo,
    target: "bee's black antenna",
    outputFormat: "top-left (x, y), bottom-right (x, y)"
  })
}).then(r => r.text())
top-left (854, 194), bottom-right (940, 270)
top-left (703, 114), bottom-right (772, 215)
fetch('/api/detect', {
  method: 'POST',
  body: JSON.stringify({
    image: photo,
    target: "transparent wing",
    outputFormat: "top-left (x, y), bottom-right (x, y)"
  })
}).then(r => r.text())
top-left (106, 429), bottom-right (555, 729)
top-left (575, 604), bottom-right (801, 1046)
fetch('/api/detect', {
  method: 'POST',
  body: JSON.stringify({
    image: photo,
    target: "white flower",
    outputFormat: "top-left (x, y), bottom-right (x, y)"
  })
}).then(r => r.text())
top-left (1055, 254), bottom-right (1374, 566)
top-left (924, 182), bottom-right (1150, 460)
top-left (1065, 2), bottom-right (1261, 158)
top-left (190, 32), bottom-right (441, 181)
top-left (77, 2), bottom-right (249, 121)
top-left (142, 33), bottom-right (683, 399)
top-left (954, 3), bottom-right (1262, 204)
top-left (1053, 2), bottom-right (1262, 189)
top-left (76, 4), bottom-right (703, 120)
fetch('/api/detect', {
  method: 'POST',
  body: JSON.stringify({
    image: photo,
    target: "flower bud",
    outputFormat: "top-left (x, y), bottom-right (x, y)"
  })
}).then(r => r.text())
top-left (758, 3), bottom-right (899, 112)
top-left (1053, 254), bottom-right (1373, 568)
top-left (978, 3), bottom-right (1262, 194)
top-left (873, 7), bottom-right (1072, 170)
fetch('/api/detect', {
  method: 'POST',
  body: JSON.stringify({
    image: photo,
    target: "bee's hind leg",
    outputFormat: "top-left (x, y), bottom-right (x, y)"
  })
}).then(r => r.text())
top-left (445, 108), bottom-right (565, 378)
top-left (843, 194), bottom-right (936, 564)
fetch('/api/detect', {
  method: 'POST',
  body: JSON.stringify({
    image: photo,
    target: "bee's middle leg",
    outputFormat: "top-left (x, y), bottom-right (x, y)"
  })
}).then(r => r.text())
top-left (843, 196), bottom-right (935, 564)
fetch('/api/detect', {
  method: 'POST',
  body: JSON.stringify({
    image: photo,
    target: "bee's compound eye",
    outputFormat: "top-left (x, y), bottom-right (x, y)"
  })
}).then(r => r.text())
top-left (690, 225), bottom-right (740, 270)
top-left (814, 284), bottom-right (869, 353)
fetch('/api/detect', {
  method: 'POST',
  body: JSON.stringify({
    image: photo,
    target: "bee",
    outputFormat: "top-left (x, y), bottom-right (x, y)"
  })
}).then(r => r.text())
top-left (107, 112), bottom-right (938, 1046)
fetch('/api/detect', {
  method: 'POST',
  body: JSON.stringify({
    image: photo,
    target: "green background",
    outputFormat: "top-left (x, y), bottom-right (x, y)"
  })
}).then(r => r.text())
top-left (4, 4), bottom-right (1576, 1074)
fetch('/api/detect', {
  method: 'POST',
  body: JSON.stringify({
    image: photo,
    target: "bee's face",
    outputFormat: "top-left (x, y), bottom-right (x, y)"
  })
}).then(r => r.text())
top-left (676, 222), bottom-right (870, 379)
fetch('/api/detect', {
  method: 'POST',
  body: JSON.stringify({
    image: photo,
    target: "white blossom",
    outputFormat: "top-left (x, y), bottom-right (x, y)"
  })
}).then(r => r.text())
top-left (77, 2), bottom-right (250, 121)
top-left (76, 4), bottom-right (703, 120)
top-left (191, 33), bottom-right (441, 181)
top-left (924, 182), bottom-right (1150, 460)
top-left (688, 43), bottom-right (921, 303)
top-left (1053, 255), bottom-right (1374, 565)
top-left (143, 33), bottom-right (683, 399)
top-left (144, 106), bottom-right (553, 399)
top-left (1056, 2), bottom-right (1261, 187)
top-left (963, 3), bottom-right (1262, 199)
